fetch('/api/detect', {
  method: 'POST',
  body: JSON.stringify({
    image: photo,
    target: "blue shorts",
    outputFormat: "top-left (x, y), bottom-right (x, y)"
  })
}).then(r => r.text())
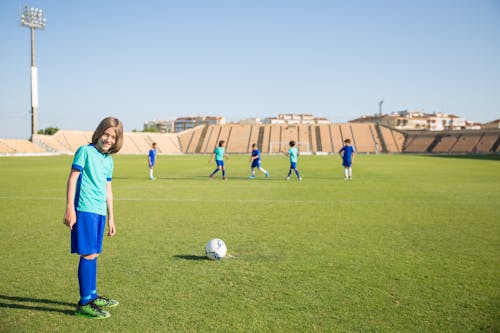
top-left (251, 160), bottom-right (260, 168)
top-left (343, 160), bottom-right (352, 167)
top-left (216, 160), bottom-right (224, 167)
top-left (71, 211), bottom-right (106, 255)
top-left (290, 162), bottom-right (297, 169)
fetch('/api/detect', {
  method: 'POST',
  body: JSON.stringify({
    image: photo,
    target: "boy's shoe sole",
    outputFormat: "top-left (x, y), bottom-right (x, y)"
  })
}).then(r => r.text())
top-left (93, 296), bottom-right (119, 308)
top-left (75, 302), bottom-right (111, 319)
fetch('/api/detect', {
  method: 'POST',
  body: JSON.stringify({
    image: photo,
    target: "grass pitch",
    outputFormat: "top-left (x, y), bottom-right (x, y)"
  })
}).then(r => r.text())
top-left (0, 154), bottom-right (499, 332)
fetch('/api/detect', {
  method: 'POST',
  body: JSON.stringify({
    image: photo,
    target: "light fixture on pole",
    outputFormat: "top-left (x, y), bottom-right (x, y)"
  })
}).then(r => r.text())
top-left (20, 6), bottom-right (46, 141)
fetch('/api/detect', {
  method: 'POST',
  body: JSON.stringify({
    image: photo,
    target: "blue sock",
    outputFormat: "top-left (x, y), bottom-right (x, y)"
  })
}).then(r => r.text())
top-left (210, 169), bottom-right (219, 176)
top-left (287, 169), bottom-right (292, 177)
top-left (295, 169), bottom-right (301, 178)
top-left (91, 257), bottom-right (98, 300)
top-left (78, 257), bottom-right (97, 305)
top-left (222, 169), bottom-right (226, 177)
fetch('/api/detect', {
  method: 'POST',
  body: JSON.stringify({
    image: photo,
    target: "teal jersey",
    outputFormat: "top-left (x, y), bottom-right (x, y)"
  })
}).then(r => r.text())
top-left (214, 147), bottom-right (225, 161)
top-left (71, 144), bottom-right (114, 216)
top-left (288, 147), bottom-right (298, 163)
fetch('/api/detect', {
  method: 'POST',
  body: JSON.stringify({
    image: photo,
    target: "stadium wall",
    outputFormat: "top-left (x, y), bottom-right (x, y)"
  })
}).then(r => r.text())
top-left (1, 125), bottom-right (499, 155)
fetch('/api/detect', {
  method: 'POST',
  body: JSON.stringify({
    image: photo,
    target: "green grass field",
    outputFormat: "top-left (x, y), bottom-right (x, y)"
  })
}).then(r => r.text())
top-left (0, 154), bottom-right (499, 332)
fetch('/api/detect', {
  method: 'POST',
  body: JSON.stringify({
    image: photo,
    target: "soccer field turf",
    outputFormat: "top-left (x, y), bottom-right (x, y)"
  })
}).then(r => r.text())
top-left (0, 154), bottom-right (499, 332)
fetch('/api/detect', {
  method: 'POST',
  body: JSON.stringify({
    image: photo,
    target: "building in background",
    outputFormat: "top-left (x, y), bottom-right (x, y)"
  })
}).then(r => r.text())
top-left (350, 110), bottom-right (479, 131)
top-left (143, 119), bottom-right (175, 133)
top-left (174, 116), bottom-right (225, 132)
top-left (262, 114), bottom-right (330, 125)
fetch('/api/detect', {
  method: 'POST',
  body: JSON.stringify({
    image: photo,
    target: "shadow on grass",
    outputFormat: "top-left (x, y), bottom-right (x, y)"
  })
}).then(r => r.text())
top-left (426, 154), bottom-right (500, 161)
top-left (0, 294), bottom-right (74, 315)
top-left (173, 254), bottom-right (209, 261)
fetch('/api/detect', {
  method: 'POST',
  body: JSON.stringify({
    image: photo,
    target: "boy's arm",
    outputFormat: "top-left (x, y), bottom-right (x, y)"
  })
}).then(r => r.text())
top-left (63, 169), bottom-right (80, 230)
top-left (106, 181), bottom-right (116, 237)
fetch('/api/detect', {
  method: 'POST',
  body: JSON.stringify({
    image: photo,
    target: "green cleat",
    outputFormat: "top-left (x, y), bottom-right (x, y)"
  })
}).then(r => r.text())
top-left (93, 296), bottom-right (119, 308)
top-left (75, 301), bottom-right (111, 319)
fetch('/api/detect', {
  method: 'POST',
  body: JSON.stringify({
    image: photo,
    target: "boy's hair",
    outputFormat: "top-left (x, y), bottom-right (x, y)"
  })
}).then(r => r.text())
top-left (289, 140), bottom-right (295, 147)
top-left (251, 143), bottom-right (257, 148)
top-left (152, 142), bottom-right (157, 147)
top-left (344, 139), bottom-right (351, 144)
top-left (218, 140), bottom-right (225, 146)
top-left (92, 117), bottom-right (123, 154)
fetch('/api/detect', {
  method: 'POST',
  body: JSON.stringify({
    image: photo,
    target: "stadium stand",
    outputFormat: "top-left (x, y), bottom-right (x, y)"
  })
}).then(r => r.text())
top-left (2, 125), bottom-right (498, 155)
top-left (448, 133), bottom-right (482, 153)
top-left (0, 139), bottom-right (47, 154)
top-left (379, 126), bottom-right (405, 153)
top-left (475, 132), bottom-right (499, 153)
top-left (349, 123), bottom-right (378, 153)
top-left (432, 134), bottom-right (460, 153)
top-left (403, 134), bottom-right (436, 153)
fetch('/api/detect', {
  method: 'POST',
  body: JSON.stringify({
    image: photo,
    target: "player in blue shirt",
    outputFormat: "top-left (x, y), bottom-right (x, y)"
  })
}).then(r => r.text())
top-left (209, 140), bottom-right (229, 180)
top-left (338, 138), bottom-right (355, 180)
top-left (63, 117), bottom-right (123, 319)
top-left (148, 142), bottom-right (157, 180)
top-left (283, 140), bottom-right (302, 180)
top-left (249, 143), bottom-right (270, 179)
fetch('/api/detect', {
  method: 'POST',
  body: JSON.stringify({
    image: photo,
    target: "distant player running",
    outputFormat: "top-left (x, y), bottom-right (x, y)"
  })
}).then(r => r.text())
top-left (338, 138), bottom-right (355, 180)
top-left (249, 143), bottom-right (269, 179)
top-left (209, 140), bottom-right (229, 180)
top-left (283, 140), bottom-right (302, 180)
top-left (148, 142), bottom-right (157, 180)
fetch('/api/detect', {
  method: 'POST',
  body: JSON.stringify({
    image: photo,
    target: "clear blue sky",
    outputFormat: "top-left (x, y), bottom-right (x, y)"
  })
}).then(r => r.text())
top-left (1, 0), bottom-right (499, 139)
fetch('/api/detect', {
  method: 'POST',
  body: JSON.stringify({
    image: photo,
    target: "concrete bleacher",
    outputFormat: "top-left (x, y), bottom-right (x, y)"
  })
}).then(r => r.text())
top-left (379, 126), bottom-right (405, 153)
top-left (3, 125), bottom-right (498, 155)
top-left (403, 134), bottom-right (436, 153)
top-left (349, 123), bottom-right (378, 153)
top-left (0, 139), bottom-right (47, 154)
top-left (475, 132), bottom-right (499, 153)
top-left (432, 135), bottom-right (460, 153)
top-left (448, 134), bottom-right (482, 153)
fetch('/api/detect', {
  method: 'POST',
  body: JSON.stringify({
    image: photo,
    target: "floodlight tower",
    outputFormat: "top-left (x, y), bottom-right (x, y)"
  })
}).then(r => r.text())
top-left (378, 99), bottom-right (384, 125)
top-left (20, 6), bottom-right (46, 141)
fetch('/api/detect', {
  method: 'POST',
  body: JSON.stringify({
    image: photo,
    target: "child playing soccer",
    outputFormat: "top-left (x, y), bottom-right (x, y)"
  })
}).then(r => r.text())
top-left (283, 140), bottom-right (302, 180)
top-left (148, 142), bottom-right (157, 180)
top-left (249, 143), bottom-right (269, 179)
top-left (339, 138), bottom-right (355, 180)
top-left (63, 117), bottom-right (123, 319)
top-left (209, 140), bottom-right (229, 180)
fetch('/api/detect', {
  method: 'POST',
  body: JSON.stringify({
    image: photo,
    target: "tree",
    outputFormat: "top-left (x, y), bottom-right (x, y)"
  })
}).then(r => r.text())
top-left (37, 127), bottom-right (59, 135)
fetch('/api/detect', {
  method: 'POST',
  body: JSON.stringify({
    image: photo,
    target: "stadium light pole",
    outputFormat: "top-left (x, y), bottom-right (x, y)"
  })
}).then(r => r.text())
top-left (378, 99), bottom-right (384, 125)
top-left (20, 6), bottom-right (46, 141)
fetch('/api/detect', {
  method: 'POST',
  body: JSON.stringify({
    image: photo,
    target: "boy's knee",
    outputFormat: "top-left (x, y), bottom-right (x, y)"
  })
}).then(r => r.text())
top-left (82, 254), bottom-right (98, 260)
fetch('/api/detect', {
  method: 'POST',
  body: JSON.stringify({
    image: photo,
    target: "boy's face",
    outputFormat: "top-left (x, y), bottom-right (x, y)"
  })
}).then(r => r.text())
top-left (97, 127), bottom-right (117, 152)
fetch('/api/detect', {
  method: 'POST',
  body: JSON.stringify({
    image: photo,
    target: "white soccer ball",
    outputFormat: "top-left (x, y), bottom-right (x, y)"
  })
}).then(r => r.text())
top-left (205, 238), bottom-right (227, 260)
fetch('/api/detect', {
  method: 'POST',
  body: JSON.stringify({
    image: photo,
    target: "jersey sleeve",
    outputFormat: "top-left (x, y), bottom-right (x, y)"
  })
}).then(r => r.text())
top-left (107, 157), bottom-right (114, 182)
top-left (71, 146), bottom-right (87, 171)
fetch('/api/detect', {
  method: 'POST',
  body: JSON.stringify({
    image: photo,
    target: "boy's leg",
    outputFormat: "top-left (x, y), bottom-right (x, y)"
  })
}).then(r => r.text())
top-left (348, 167), bottom-right (352, 179)
top-left (222, 167), bottom-right (226, 178)
top-left (344, 167), bottom-right (349, 179)
top-left (294, 168), bottom-right (301, 180)
top-left (210, 168), bottom-right (219, 177)
top-left (78, 256), bottom-right (97, 305)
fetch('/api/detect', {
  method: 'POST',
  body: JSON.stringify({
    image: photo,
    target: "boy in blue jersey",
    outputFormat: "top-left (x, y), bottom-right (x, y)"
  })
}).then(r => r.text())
top-left (339, 138), bottom-right (355, 180)
top-left (148, 142), bottom-right (157, 180)
top-left (209, 140), bottom-right (229, 180)
top-left (249, 143), bottom-right (269, 179)
top-left (283, 140), bottom-right (302, 180)
top-left (63, 117), bottom-right (123, 319)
